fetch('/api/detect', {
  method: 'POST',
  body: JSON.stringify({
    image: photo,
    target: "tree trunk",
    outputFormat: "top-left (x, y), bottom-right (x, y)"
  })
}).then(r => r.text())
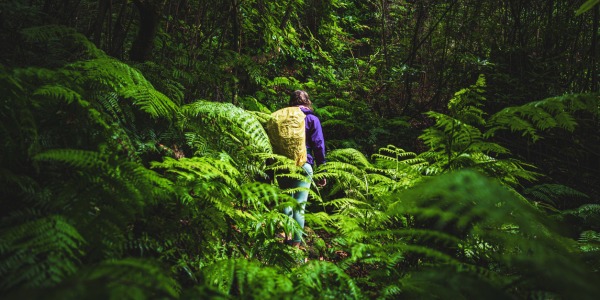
top-left (381, 0), bottom-right (389, 71)
top-left (109, 1), bottom-right (130, 58)
top-left (230, 0), bottom-right (241, 104)
top-left (129, 0), bottom-right (161, 62)
top-left (91, 0), bottom-right (109, 46)
top-left (591, 6), bottom-right (599, 92)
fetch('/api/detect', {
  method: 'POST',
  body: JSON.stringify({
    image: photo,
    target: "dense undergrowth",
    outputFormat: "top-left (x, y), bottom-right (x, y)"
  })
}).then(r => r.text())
top-left (1, 1), bottom-right (600, 299)
top-left (1, 30), bottom-right (599, 299)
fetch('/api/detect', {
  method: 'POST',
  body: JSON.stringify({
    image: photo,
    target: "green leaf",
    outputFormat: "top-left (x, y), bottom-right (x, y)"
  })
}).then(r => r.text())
top-left (576, 0), bottom-right (600, 15)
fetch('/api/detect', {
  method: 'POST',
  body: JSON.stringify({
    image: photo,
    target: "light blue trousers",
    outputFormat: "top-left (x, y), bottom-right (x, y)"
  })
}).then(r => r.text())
top-left (282, 163), bottom-right (313, 243)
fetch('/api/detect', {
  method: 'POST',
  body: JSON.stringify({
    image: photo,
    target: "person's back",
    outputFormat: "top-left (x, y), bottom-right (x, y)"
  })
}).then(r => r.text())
top-left (276, 90), bottom-right (326, 248)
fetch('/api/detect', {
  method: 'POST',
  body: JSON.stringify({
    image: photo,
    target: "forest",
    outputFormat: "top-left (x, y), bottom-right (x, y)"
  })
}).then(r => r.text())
top-left (0, 0), bottom-right (599, 299)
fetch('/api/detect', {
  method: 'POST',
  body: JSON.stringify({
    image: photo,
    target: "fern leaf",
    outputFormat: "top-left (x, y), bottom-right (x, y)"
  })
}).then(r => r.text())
top-left (121, 86), bottom-right (178, 120)
top-left (486, 93), bottom-right (598, 141)
top-left (33, 149), bottom-right (106, 170)
top-left (49, 258), bottom-right (181, 299)
top-left (202, 259), bottom-right (294, 298)
top-left (0, 215), bottom-right (84, 292)
top-left (181, 100), bottom-right (272, 154)
top-left (524, 184), bottom-right (589, 206)
top-left (293, 261), bottom-right (362, 299)
top-left (20, 25), bottom-right (106, 59)
top-left (33, 84), bottom-right (82, 104)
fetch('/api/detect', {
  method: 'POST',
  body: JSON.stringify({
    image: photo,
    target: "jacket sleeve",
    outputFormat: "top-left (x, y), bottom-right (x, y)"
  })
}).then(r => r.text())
top-left (306, 114), bottom-right (326, 166)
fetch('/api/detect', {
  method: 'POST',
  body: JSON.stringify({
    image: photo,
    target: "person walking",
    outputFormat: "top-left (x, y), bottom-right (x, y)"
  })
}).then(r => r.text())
top-left (280, 90), bottom-right (327, 247)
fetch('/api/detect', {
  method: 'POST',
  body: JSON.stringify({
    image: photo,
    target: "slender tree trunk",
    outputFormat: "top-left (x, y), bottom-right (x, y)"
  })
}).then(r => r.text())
top-left (591, 6), bottom-right (599, 92)
top-left (230, 0), bottom-right (241, 104)
top-left (129, 0), bottom-right (161, 62)
top-left (109, 1), bottom-right (129, 58)
top-left (381, 0), bottom-right (389, 71)
top-left (91, 0), bottom-right (109, 46)
top-left (401, 2), bottom-right (425, 113)
top-left (280, 0), bottom-right (296, 30)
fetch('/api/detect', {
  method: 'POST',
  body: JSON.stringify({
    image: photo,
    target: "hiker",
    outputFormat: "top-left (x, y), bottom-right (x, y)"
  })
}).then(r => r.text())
top-left (279, 90), bottom-right (327, 247)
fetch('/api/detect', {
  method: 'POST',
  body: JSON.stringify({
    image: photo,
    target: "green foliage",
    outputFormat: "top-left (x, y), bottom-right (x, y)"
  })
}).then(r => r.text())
top-left (524, 184), bottom-right (589, 211)
top-left (1, 9), bottom-right (599, 299)
top-left (562, 204), bottom-right (600, 231)
top-left (576, 0), bottom-right (600, 15)
top-left (180, 100), bottom-right (272, 170)
top-left (202, 259), bottom-right (294, 298)
top-left (293, 260), bottom-right (362, 300)
top-left (151, 156), bottom-right (239, 216)
top-left (0, 215), bottom-right (84, 292)
top-left (418, 75), bottom-right (539, 185)
top-left (19, 25), bottom-right (107, 65)
top-left (4, 258), bottom-right (180, 300)
top-left (381, 170), bottom-right (600, 299)
top-left (486, 93), bottom-right (598, 142)
top-left (201, 258), bottom-right (362, 300)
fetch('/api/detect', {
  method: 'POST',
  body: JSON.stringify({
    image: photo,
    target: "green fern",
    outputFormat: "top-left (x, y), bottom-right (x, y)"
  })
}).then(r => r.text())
top-left (0, 215), bottom-right (84, 292)
top-left (202, 258), bottom-right (294, 298)
top-left (20, 25), bottom-right (107, 61)
top-left (34, 149), bottom-right (106, 169)
top-left (9, 54), bottom-right (180, 163)
top-left (149, 153), bottom-right (241, 261)
top-left (69, 58), bottom-right (178, 121)
top-left (0, 68), bottom-right (40, 161)
top-left (371, 145), bottom-right (427, 187)
top-left (201, 258), bottom-right (362, 299)
top-left (293, 260), bottom-right (362, 299)
top-left (486, 93), bottom-right (599, 142)
top-left (32, 148), bottom-right (175, 261)
top-left (524, 184), bottom-right (589, 210)
top-left (132, 61), bottom-right (186, 106)
top-left (562, 204), bottom-right (600, 230)
top-left (180, 100), bottom-right (272, 169)
top-left (381, 170), bottom-right (600, 299)
top-left (6, 258), bottom-right (181, 299)
top-left (579, 230), bottom-right (600, 245)
top-left (313, 148), bottom-right (403, 257)
top-left (74, 258), bottom-right (180, 299)
top-left (418, 76), bottom-right (540, 186)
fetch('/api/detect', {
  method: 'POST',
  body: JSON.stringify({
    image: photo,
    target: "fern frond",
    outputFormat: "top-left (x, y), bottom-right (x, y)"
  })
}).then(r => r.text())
top-left (562, 204), bottom-right (600, 229)
top-left (578, 230), bottom-right (600, 245)
top-left (0, 215), bottom-right (84, 292)
top-left (69, 58), bottom-right (178, 120)
top-left (21, 25), bottom-right (106, 59)
top-left (327, 148), bottom-right (372, 168)
top-left (396, 266), bottom-right (510, 299)
top-left (33, 84), bottom-right (82, 104)
top-left (387, 170), bottom-right (546, 233)
top-left (47, 258), bottom-right (180, 299)
top-left (384, 170), bottom-right (600, 298)
top-left (151, 156), bottom-right (240, 217)
top-left (524, 184), bottom-right (589, 206)
top-left (121, 86), bottom-right (178, 120)
top-left (486, 93), bottom-right (598, 141)
top-left (181, 100), bottom-right (272, 155)
top-left (33, 149), bottom-right (106, 169)
top-left (117, 161), bottom-right (175, 201)
top-left (238, 182), bottom-right (286, 210)
top-left (132, 61), bottom-right (186, 105)
top-left (324, 197), bottom-right (370, 210)
top-left (247, 110), bottom-right (272, 125)
top-left (293, 260), bottom-right (362, 299)
top-left (202, 259), bottom-right (293, 298)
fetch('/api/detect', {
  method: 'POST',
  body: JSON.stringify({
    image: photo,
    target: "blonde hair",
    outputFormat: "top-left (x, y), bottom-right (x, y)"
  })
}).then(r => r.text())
top-left (289, 90), bottom-right (313, 110)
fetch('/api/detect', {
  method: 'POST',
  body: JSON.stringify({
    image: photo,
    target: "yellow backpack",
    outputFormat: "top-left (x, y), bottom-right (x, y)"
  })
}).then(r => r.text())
top-left (266, 107), bottom-right (307, 166)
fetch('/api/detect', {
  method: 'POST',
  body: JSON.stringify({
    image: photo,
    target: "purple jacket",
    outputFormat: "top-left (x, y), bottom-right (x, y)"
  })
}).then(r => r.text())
top-left (299, 106), bottom-right (326, 166)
